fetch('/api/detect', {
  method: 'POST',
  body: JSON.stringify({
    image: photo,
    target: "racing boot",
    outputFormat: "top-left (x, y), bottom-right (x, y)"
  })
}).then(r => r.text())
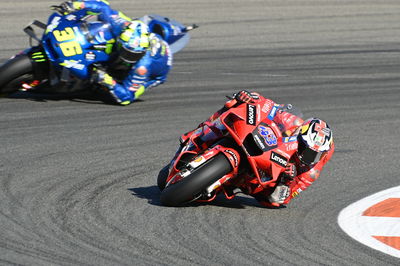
top-left (267, 163), bottom-right (296, 206)
top-left (268, 183), bottom-right (290, 207)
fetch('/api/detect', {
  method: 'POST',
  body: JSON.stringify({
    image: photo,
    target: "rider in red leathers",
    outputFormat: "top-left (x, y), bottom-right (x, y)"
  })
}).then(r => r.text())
top-left (179, 90), bottom-right (335, 207)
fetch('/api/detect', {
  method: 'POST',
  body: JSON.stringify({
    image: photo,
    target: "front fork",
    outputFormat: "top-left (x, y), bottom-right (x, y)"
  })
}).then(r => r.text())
top-left (28, 47), bottom-right (50, 81)
top-left (166, 143), bottom-right (241, 199)
top-left (196, 145), bottom-right (241, 199)
top-left (22, 20), bottom-right (52, 84)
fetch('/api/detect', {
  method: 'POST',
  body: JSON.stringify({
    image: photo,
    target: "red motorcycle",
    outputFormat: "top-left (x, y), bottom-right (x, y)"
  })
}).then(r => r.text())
top-left (158, 97), bottom-right (301, 206)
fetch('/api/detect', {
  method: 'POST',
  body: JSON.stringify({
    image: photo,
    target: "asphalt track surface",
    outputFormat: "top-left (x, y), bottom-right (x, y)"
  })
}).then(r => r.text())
top-left (0, 1), bottom-right (399, 265)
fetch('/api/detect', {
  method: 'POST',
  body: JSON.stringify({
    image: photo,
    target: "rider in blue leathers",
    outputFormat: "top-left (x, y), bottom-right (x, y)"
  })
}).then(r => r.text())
top-left (60, 0), bottom-right (172, 105)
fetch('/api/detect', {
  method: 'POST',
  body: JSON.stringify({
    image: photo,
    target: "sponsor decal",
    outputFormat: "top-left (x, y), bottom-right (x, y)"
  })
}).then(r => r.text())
top-left (189, 156), bottom-right (206, 169)
top-left (254, 134), bottom-right (266, 150)
top-left (85, 52), bottom-right (96, 61)
top-left (94, 45), bottom-right (107, 50)
top-left (283, 136), bottom-right (297, 143)
top-left (203, 150), bottom-right (217, 160)
top-left (268, 105), bottom-right (279, 120)
top-left (65, 14), bottom-right (77, 21)
top-left (262, 101), bottom-right (273, 113)
top-left (247, 104), bottom-right (256, 125)
top-left (292, 188), bottom-right (302, 197)
top-left (258, 125), bottom-right (277, 146)
top-left (286, 142), bottom-right (298, 151)
top-left (165, 43), bottom-right (172, 66)
top-left (225, 150), bottom-right (238, 167)
top-left (270, 151), bottom-right (288, 167)
top-left (47, 16), bottom-right (61, 33)
top-left (309, 121), bottom-right (331, 150)
top-left (31, 52), bottom-right (46, 62)
top-left (61, 60), bottom-right (85, 70)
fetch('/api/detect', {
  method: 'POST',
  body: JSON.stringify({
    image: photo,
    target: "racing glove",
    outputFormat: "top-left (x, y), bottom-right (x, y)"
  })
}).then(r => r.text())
top-left (283, 163), bottom-right (297, 182)
top-left (55, 1), bottom-right (82, 15)
top-left (234, 90), bottom-right (260, 104)
top-left (57, 1), bottom-right (74, 14)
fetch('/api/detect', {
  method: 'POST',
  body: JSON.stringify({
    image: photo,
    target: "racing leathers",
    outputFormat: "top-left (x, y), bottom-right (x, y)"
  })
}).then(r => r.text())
top-left (61, 0), bottom-right (172, 105)
top-left (179, 90), bottom-right (335, 207)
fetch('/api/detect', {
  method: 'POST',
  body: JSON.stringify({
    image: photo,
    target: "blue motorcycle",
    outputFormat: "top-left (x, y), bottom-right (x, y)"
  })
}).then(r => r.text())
top-left (0, 8), bottom-right (197, 94)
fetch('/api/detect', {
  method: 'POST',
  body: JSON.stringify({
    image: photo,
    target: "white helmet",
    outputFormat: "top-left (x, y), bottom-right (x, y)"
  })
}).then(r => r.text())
top-left (297, 118), bottom-right (333, 165)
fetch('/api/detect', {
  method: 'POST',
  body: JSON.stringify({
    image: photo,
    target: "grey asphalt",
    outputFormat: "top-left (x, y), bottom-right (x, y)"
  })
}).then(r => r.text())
top-left (1, 0), bottom-right (400, 265)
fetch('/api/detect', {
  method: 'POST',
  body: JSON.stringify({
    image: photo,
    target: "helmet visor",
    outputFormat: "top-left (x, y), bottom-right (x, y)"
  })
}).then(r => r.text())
top-left (297, 136), bottom-right (323, 165)
top-left (119, 45), bottom-right (145, 63)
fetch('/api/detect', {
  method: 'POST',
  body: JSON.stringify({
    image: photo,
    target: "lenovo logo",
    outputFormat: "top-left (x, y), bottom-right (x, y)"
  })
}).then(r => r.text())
top-left (270, 151), bottom-right (288, 167)
top-left (247, 104), bottom-right (256, 125)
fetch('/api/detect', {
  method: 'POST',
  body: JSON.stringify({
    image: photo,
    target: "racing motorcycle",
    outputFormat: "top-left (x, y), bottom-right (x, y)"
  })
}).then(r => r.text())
top-left (158, 98), bottom-right (302, 206)
top-left (0, 7), bottom-right (197, 94)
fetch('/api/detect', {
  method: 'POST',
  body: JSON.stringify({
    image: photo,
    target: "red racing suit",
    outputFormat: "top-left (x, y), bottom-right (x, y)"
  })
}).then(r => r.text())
top-left (181, 93), bottom-right (335, 207)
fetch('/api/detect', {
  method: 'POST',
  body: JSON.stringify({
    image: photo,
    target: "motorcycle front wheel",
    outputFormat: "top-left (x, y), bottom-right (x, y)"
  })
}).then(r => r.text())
top-left (157, 165), bottom-right (169, 191)
top-left (160, 153), bottom-right (232, 207)
top-left (0, 54), bottom-right (34, 94)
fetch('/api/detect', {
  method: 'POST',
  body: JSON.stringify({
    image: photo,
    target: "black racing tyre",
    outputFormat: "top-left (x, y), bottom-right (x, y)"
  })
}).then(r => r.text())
top-left (160, 153), bottom-right (232, 207)
top-left (158, 153), bottom-right (196, 191)
top-left (0, 54), bottom-right (34, 94)
top-left (157, 165), bottom-right (169, 191)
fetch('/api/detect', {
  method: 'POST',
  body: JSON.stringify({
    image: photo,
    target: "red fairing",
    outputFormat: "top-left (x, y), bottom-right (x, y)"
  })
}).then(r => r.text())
top-left (164, 92), bottom-right (334, 207)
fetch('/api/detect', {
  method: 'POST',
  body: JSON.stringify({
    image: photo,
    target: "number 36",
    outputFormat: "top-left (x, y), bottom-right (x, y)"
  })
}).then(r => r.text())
top-left (53, 27), bottom-right (83, 57)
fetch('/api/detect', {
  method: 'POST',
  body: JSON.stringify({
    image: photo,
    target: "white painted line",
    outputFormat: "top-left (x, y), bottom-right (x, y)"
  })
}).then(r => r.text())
top-left (220, 72), bottom-right (288, 77)
top-left (338, 185), bottom-right (400, 258)
top-left (356, 217), bottom-right (400, 236)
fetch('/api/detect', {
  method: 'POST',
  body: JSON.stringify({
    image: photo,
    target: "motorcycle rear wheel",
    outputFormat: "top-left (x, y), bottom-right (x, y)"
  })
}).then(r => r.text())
top-left (160, 153), bottom-right (232, 207)
top-left (0, 54), bottom-right (34, 94)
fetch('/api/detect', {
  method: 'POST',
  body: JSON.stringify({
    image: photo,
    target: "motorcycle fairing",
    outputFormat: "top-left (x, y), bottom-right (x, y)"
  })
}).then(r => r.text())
top-left (219, 102), bottom-right (296, 188)
top-left (20, 10), bottom-right (194, 85)
top-left (141, 14), bottom-right (190, 54)
top-left (41, 12), bottom-right (111, 79)
top-left (252, 123), bottom-right (278, 152)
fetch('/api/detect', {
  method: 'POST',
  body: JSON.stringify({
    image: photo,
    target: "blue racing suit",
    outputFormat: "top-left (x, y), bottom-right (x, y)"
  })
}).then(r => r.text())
top-left (67, 0), bottom-right (172, 105)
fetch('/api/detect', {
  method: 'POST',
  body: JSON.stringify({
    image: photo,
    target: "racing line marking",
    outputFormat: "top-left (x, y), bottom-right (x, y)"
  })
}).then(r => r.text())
top-left (338, 186), bottom-right (400, 258)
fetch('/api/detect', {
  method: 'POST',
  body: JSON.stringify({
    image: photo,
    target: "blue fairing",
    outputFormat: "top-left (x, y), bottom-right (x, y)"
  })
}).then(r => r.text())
top-left (143, 15), bottom-right (190, 54)
top-left (42, 12), bottom-right (111, 79)
top-left (39, 12), bottom-right (191, 81)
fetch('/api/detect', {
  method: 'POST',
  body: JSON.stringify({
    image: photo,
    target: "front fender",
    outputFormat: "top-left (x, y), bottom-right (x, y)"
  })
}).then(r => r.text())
top-left (200, 145), bottom-right (240, 172)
